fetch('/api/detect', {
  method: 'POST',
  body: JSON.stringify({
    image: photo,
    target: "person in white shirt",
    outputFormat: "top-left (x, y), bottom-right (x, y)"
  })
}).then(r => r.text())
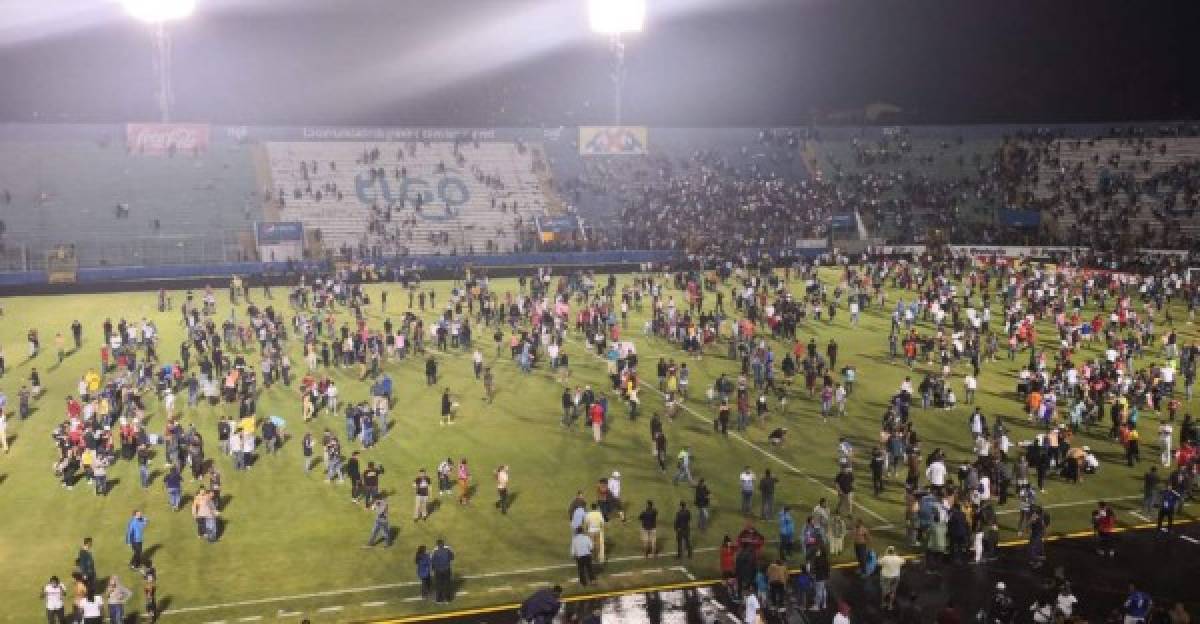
top-left (743, 591), bottom-right (761, 624)
top-left (1159, 423), bottom-right (1174, 466)
top-left (607, 471), bottom-right (625, 522)
top-left (326, 382), bottom-right (339, 412)
top-left (80, 590), bottom-right (103, 623)
top-left (1056, 584), bottom-right (1078, 618)
top-left (878, 546), bottom-right (905, 609)
top-left (926, 460), bottom-right (947, 489)
top-left (43, 576), bottom-right (66, 622)
top-left (964, 374), bottom-right (977, 404)
top-left (739, 468), bottom-right (756, 514)
top-left (570, 528), bottom-right (595, 586)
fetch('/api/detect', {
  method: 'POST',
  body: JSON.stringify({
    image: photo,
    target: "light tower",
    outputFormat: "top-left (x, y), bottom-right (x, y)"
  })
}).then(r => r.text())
top-left (123, 0), bottom-right (196, 123)
top-left (588, 0), bottom-right (645, 126)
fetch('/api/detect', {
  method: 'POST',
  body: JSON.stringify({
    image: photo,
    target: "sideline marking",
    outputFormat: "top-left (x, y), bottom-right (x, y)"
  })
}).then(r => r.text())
top-left (363, 601), bottom-right (388, 607)
top-left (994, 494), bottom-right (1141, 515)
top-left (161, 546), bottom-right (723, 616)
top-left (317, 606), bottom-right (344, 613)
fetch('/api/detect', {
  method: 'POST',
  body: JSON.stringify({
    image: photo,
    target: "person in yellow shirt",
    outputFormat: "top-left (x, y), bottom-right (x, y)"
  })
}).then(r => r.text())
top-left (1126, 427), bottom-right (1141, 466)
top-left (81, 448), bottom-right (95, 482)
top-left (85, 370), bottom-right (101, 396)
top-left (585, 503), bottom-right (607, 563)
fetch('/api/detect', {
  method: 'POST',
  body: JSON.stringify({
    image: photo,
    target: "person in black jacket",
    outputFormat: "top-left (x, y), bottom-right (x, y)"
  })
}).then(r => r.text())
top-left (674, 502), bottom-right (693, 558)
top-left (518, 586), bottom-right (562, 624)
top-left (695, 479), bottom-right (711, 530)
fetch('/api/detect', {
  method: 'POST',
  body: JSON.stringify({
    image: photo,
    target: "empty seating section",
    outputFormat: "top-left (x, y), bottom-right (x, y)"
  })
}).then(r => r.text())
top-left (0, 140), bottom-right (258, 268)
top-left (265, 141), bottom-right (549, 256)
top-left (1028, 138), bottom-right (1200, 248)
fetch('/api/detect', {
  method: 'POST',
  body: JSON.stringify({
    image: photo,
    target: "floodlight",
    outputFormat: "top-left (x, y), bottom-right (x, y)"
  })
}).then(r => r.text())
top-left (588, 0), bottom-right (645, 35)
top-left (122, 0), bottom-right (196, 23)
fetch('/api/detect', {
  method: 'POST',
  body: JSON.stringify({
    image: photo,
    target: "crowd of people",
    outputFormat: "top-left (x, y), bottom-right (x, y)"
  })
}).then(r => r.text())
top-left (15, 244), bottom-right (1200, 623)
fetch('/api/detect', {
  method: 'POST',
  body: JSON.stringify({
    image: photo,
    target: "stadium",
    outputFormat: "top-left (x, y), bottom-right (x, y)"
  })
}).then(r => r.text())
top-left (1, 1), bottom-right (1199, 623)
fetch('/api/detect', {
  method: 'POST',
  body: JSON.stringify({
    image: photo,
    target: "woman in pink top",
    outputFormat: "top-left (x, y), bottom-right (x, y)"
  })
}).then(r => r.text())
top-left (457, 459), bottom-right (471, 505)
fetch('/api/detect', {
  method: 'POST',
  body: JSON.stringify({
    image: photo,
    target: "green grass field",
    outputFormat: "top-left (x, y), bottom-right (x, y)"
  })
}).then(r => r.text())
top-left (0, 268), bottom-right (1192, 623)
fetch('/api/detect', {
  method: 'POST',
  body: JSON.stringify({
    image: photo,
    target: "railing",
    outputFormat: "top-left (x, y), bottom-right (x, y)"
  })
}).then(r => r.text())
top-left (14, 234), bottom-right (248, 270)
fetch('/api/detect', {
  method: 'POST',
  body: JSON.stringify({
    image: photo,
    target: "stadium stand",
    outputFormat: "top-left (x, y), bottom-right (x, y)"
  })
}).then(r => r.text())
top-left (1026, 136), bottom-right (1200, 250)
top-left (0, 136), bottom-right (258, 269)
top-left (264, 140), bottom-right (551, 258)
top-left (546, 128), bottom-right (815, 253)
top-left (3, 124), bottom-right (1200, 273)
top-left (807, 128), bottom-right (1006, 244)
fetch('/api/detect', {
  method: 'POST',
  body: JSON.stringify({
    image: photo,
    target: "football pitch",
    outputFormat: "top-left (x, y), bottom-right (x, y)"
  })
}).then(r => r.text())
top-left (0, 268), bottom-right (1190, 623)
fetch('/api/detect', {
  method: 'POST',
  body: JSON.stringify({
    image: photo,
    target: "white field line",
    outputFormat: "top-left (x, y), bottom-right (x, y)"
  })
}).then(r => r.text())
top-left (572, 336), bottom-right (890, 524)
top-left (670, 566), bottom-right (697, 581)
top-left (361, 601), bottom-right (388, 607)
top-left (316, 606), bottom-right (344, 613)
top-left (995, 494), bottom-right (1142, 515)
top-left (162, 546), bottom-right (723, 616)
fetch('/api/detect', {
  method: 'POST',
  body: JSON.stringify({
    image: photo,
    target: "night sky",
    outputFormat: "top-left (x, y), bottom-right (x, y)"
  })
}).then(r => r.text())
top-left (0, 0), bottom-right (1195, 126)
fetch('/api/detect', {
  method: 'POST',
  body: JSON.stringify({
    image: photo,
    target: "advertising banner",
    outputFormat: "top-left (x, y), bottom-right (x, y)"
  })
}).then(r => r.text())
top-left (126, 123), bottom-right (210, 155)
top-left (255, 222), bottom-right (305, 262)
top-left (579, 126), bottom-right (649, 155)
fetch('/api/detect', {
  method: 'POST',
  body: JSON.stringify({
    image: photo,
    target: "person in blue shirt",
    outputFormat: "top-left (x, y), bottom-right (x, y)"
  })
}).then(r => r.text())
top-left (778, 506), bottom-right (796, 561)
top-left (430, 539), bottom-right (455, 604)
top-left (414, 545), bottom-right (432, 599)
top-left (1158, 485), bottom-right (1181, 532)
top-left (125, 510), bottom-right (147, 569)
top-left (1124, 583), bottom-right (1152, 623)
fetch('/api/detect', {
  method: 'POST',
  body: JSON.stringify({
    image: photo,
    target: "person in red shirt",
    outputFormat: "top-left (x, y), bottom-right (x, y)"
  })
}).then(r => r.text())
top-left (718, 536), bottom-right (736, 580)
top-left (1093, 501), bottom-right (1117, 557)
top-left (736, 520), bottom-right (766, 557)
top-left (589, 402), bottom-right (604, 444)
top-left (66, 396), bottom-right (82, 420)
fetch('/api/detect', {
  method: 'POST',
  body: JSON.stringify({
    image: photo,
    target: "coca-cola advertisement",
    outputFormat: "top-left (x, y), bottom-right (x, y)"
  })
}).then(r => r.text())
top-left (126, 123), bottom-right (210, 155)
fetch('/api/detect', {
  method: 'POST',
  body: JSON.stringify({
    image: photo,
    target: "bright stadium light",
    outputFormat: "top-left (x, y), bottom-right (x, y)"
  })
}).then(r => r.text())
top-left (122, 0), bottom-right (195, 122)
top-left (588, 0), bottom-right (645, 35)
top-left (588, 0), bottom-right (644, 126)
top-left (122, 0), bottom-right (196, 23)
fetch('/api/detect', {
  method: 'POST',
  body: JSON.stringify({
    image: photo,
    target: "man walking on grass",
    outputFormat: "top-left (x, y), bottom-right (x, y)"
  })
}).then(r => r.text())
top-left (674, 502), bottom-right (693, 558)
top-left (638, 500), bottom-right (658, 557)
top-left (571, 528), bottom-right (595, 586)
top-left (495, 465), bottom-right (510, 514)
top-left (365, 498), bottom-right (392, 547)
top-left (125, 510), bottom-right (147, 570)
top-left (414, 469), bottom-right (432, 521)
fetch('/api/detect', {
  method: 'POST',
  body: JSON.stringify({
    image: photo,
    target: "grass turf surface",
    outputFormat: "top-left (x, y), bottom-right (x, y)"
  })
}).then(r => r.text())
top-left (0, 269), bottom-right (1193, 623)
